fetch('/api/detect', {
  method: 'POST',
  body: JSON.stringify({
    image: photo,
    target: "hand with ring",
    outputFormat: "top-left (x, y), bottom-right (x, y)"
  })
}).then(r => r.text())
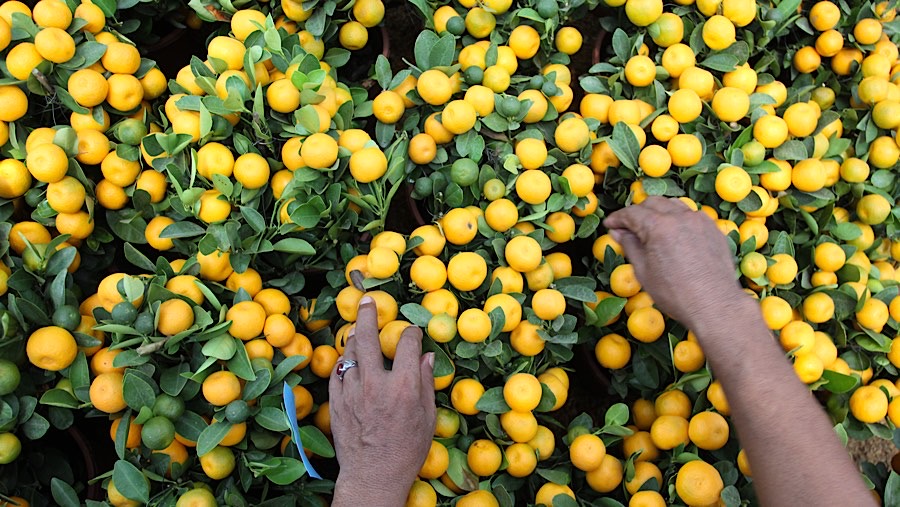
top-left (329, 295), bottom-right (436, 506)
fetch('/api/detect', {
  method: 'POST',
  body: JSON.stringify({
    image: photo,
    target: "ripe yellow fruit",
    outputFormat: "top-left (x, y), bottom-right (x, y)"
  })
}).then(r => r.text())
top-left (373, 90), bottom-right (405, 124)
top-left (703, 15), bottom-right (736, 51)
top-left (753, 115), bottom-right (788, 148)
top-left (569, 434), bottom-right (606, 472)
top-left (90, 372), bottom-right (127, 413)
top-left (555, 117), bottom-right (590, 153)
top-left (26, 142), bottom-right (69, 183)
top-left (417, 69), bottom-right (453, 106)
top-left (850, 385), bottom-right (889, 423)
top-left (157, 299), bottom-right (195, 336)
top-left (715, 165), bottom-right (752, 202)
top-left (711, 87), bottom-right (750, 122)
top-left (441, 100), bottom-right (477, 134)
top-left (300, 132), bottom-right (339, 169)
top-left (676, 460), bottom-right (724, 507)
top-left (509, 25), bottom-right (540, 59)
top-left (625, 0), bottom-right (663, 26)
top-left (809, 1), bottom-right (840, 31)
top-left (668, 88), bottom-right (702, 124)
top-left (667, 133), bottom-right (703, 167)
top-left (34, 27), bottom-right (75, 64)
top-left (555, 27), bottom-right (583, 54)
top-left (233, 152), bottom-right (270, 190)
top-left (46, 175), bottom-right (85, 214)
top-left (793, 46), bottom-right (821, 73)
top-left (624, 55), bottom-right (656, 87)
top-left (27, 326), bottom-right (78, 371)
top-left (207, 36), bottom-right (246, 70)
top-left (791, 158), bottom-right (826, 193)
top-left (447, 251), bottom-right (487, 291)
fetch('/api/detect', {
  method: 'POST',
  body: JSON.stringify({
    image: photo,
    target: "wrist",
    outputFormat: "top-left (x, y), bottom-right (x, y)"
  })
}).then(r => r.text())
top-left (686, 287), bottom-right (752, 336)
top-left (333, 470), bottom-right (412, 506)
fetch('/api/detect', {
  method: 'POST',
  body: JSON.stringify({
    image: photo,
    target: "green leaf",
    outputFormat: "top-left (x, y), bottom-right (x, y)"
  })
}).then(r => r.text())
top-left (242, 366), bottom-right (272, 401)
top-left (721, 485), bottom-right (741, 507)
top-left (431, 34), bottom-right (457, 68)
top-left (772, 140), bottom-right (809, 161)
top-left (475, 387), bottom-right (511, 414)
top-left (173, 411), bottom-right (207, 443)
top-left (400, 303), bottom-right (432, 327)
top-left (608, 123), bottom-right (640, 171)
top-left (886, 471), bottom-right (900, 507)
top-left (112, 460), bottom-right (149, 503)
top-left (553, 277), bottom-right (598, 303)
top-left (197, 420), bottom-right (233, 456)
top-left (594, 297), bottom-right (627, 326)
top-left (272, 238), bottom-right (315, 255)
top-left (299, 425), bottom-right (335, 458)
top-left (414, 31), bottom-right (440, 69)
top-left (820, 370), bottom-right (859, 394)
top-left (258, 457), bottom-right (307, 485)
top-left (604, 403), bottom-right (629, 427)
top-left (535, 382), bottom-right (558, 412)
top-left (700, 53), bottom-right (739, 72)
top-left (123, 371), bottom-right (157, 411)
top-left (51, 477), bottom-right (81, 507)
top-left (159, 221), bottom-right (206, 239)
top-left (124, 243), bottom-right (156, 272)
top-left (255, 406), bottom-right (290, 432)
top-left (39, 388), bottom-right (79, 409)
top-left (227, 338), bottom-right (256, 381)
top-left (22, 412), bottom-right (50, 440)
top-left (832, 222), bottom-right (862, 241)
top-left (374, 55), bottom-right (392, 90)
top-left (202, 334), bottom-right (237, 360)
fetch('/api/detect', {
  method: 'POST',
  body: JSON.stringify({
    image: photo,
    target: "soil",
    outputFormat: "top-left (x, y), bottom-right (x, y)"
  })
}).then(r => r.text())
top-left (849, 437), bottom-right (897, 468)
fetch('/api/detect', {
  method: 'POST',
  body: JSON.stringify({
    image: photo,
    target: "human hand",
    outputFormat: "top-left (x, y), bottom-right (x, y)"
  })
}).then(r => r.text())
top-left (329, 295), bottom-right (435, 506)
top-left (603, 197), bottom-right (743, 332)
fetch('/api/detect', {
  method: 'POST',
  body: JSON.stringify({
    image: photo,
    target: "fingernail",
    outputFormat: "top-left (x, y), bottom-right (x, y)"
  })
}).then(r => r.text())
top-left (360, 295), bottom-right (374, 305)
top-left (427, 352), bottom-right (434, 367)
top-left (610, 229), bottom-right (622, 242)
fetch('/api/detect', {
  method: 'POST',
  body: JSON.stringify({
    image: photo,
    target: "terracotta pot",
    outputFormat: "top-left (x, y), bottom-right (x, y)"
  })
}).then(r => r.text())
top-left (592, 30), bottom-right (610, 65)
top-left (574, 342), bottom-right (611, 389)
top-left (402, 183), bottom-right (429, 228)
top-left (67, 426), bottom-right (103, 500)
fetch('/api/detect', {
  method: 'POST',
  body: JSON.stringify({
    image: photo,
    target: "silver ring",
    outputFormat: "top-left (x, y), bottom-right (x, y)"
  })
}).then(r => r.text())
top-left (336, 359), bottom-right (358, 381)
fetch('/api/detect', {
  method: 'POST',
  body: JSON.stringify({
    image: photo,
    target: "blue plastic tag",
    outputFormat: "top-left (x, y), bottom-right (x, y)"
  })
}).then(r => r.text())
top-left (282, 382), bottom-right (322, 480)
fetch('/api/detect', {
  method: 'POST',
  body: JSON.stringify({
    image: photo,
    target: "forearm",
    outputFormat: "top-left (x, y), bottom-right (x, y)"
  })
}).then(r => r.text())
top-left (692, 292), bottom-right (875, 507)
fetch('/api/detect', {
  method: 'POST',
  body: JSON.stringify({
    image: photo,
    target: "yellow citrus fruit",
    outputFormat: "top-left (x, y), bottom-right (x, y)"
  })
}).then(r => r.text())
top-left (554, 117), bottom-right (591, 153)
top-left (675, 460), bottom-right (724, 507)
top-left (447, 251), bottom-right (487, 291)
top-left (702, 15), bottom-right (736, 50)
top-left (27, 326), bottom-right (77, 371)
top-left (202, 370), bottom-right (242, 406)
top-left (417, 69), bottom-right (453, 106)
top-left (373, 90), bottom-right (405, 124)
top-left (625, 0), bottom-right (663, 26)
top-left (90, 372), bottom-right (127, 413)
top-left (451, 378), bottom-right (485, 415)
top-left (711, 87), bottom-right (750, 122)
top-left (850, 385), bottom-right (889, 423)
top-left (300, 132), bottom-right (339, 169)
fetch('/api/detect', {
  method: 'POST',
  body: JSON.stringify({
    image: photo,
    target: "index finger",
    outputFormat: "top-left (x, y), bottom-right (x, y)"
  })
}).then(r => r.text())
top-left (603, 199), bottom-right (670, 241)
top-left (392, 324), bottom-right (423, 375)
top-left (352, 295), bottom-right (386, 376)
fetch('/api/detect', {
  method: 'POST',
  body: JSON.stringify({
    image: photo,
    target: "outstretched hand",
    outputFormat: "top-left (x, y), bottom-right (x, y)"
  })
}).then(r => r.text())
top-left (329, 295), bottom-right (435, 506)
top-left (603, 197), bottom-right (743, 331)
